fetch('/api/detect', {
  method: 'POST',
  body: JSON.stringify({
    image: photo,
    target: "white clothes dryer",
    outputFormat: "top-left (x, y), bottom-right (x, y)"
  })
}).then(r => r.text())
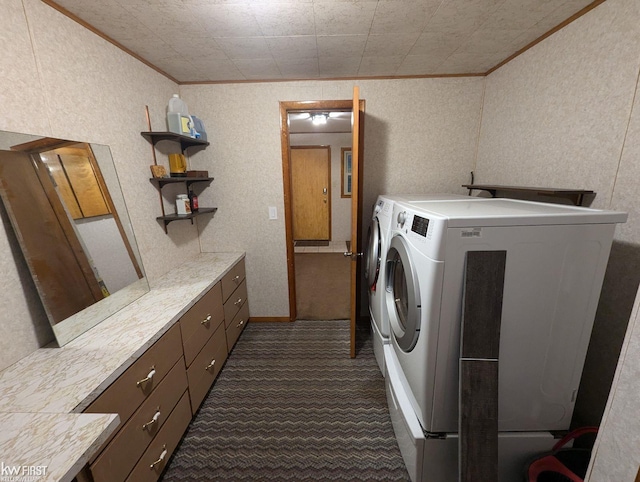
top-left (365, 194), bottom-right (473, 376)
top-left (384, 198), bottom-right (626, 480)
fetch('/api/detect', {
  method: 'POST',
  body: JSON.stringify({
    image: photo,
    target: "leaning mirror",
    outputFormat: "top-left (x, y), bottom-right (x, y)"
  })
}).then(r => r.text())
top-left (0, 132), bottom-right (148, 345)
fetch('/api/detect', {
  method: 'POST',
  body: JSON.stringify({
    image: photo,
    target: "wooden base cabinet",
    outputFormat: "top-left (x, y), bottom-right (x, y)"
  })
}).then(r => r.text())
top-left (83, 257), bottom-right (249, 482)
top-left (222, 260), bottom-right (249, 352)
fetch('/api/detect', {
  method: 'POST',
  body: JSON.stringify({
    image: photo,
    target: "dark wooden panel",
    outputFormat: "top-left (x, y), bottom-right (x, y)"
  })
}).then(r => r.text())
top-left (459, 250), bottom-right (505, 482)
top-left (459, 360), bottom-right (499, 482)
top-left (461, 250), bottom-right (506, 360)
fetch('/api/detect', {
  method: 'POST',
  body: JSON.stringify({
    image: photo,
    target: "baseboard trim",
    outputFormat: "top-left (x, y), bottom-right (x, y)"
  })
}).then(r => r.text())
top-left (249, 317), bottom-right (292, 323)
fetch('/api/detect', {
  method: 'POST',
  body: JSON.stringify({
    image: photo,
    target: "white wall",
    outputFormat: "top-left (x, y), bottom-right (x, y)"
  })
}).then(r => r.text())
top-left (474, 0), bottom-right (640, 478)
top-left (0, 0), bottom-right (191, 370)
top-left (290, 132), bottom-right (352, 243)
top-left (181, 77), bottom-right (485, 318)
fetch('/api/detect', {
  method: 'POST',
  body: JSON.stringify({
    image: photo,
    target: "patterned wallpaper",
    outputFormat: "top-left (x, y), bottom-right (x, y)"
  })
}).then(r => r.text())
top-left (180, 77), bottom-right (485, 317)
top-left (5, 2), bottom-right (638, 476)
top-left (475, 0), bottom-right (640, 478)
top-left (0, 0), bottom-right (192, 370)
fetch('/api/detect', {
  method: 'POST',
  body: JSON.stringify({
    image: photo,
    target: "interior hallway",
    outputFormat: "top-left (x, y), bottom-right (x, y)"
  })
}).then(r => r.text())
top-left (294, 242), bottom-right (351, 320)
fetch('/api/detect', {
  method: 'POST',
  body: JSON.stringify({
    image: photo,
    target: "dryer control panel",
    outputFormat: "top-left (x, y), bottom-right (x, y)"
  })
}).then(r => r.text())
top-left (411, 215), bottom-right (430, 237)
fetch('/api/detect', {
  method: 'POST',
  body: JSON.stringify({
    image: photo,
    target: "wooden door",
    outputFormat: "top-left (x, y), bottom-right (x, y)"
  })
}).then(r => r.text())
top-left (0, 150), bottom-right (104, 324)
top-left (290, 146), bottom-right (331, 241)
top-left (350, 87), bottom-right (364, 358)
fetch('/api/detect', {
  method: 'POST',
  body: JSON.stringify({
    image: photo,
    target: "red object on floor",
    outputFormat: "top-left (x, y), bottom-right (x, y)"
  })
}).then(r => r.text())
top-left (525, 427), bottom-right (598, 482)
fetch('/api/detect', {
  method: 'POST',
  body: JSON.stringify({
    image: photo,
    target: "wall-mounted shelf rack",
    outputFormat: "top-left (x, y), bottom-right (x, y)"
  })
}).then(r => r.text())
top-left (156, 208), bottom-right (218, 229)
top-left (149, 177), bottom-right (217, 233)
top-left (141, 131), bottom-right (209, 153)
top-left (149, 177), bottom-right (214, 189)
top-left (142, 130), bottom-right (215, 233)
top-left (462, 184), bottom-right (594, 206)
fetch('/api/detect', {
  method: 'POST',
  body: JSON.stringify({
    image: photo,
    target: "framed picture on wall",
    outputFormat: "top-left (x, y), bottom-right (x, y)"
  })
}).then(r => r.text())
top-left (341, 147), bottom-right (352, 198)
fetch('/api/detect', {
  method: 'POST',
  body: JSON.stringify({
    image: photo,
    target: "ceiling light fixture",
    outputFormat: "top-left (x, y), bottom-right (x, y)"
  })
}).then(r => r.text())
top-left (311, 113), bottom-right (328, 125)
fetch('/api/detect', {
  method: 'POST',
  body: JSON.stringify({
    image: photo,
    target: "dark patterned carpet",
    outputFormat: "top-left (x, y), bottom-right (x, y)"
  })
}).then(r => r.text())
top-left (161, 320), bottom-right (410, 481)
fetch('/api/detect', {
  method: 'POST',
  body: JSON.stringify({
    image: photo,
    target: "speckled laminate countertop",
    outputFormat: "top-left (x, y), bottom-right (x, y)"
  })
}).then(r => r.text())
top-left (0, 252), bottom-right (245, 482)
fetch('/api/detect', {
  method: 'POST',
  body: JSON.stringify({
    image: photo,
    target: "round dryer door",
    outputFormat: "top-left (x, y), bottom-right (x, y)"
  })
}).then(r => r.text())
top-left (385, 235), bottom-right (420, 352)
top-left (364, 218), bottom-right (381, 289)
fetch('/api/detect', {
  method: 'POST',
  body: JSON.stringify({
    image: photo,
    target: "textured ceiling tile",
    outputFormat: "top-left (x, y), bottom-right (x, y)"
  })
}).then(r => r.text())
top-left (215, 37), bottom-right (271, 59)
top-left (408, 31), bottom-right (467, 56)
top-left (317, 35), bottom-right (368, 57)
top-left (363, 33), bottom-right (421, 57)
top-left (371, 0), bottom-right (442, 34)
top-left (266, 36), bottom-right (318, 59)
top-left (276, 58), bottom-right (320, 77)
top-left (318, 56), bottom-right (361, 77)
top-left (250, 3), bottom-right (315, 36)
top-left (197, 59), bottom-right (245, 80)
top-left (426, 0), bottom-right (506, 33)
top-left (49, 0), bottom-right (604, 81)
top-left (233, 58), bottom-right (282, 79)
top-left (312, 1), bottom-right (377, 35)
top-left (459, 28), bottom-right (527, 55)
top-left (396, 54), bottom-right (449, 75)
top-left (358, 55), bottom-right (404, 75)
top-left (190, 4), bottom-right (263, 37)
top-left (480, 4), bottom-right (555, 31)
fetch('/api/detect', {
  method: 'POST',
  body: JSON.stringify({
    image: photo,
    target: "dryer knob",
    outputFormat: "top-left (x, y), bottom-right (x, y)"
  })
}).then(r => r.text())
top-left (374, 204), bottom-right (382, 214)
top-left (397, 211), bottom-right (407, 226)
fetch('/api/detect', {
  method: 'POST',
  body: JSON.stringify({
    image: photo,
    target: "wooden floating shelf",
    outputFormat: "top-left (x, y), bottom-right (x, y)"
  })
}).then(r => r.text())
top-left (462, 184), bottom-right (594, 206)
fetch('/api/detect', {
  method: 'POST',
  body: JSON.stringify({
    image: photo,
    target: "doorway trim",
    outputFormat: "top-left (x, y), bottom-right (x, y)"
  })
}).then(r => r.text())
top-left (279, 100), bottom-right (353, 322)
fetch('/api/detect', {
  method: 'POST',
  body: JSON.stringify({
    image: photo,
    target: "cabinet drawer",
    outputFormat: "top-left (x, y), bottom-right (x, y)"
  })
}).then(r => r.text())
top-left (180, 283), bottom-right (224, 367)
top-left (226, 301), bottom-right (249, 351)
top-left (187, 322), bottom-right (228, 414)
top-left (221, 258), bottom-right (245, 302)
top-left (223, 279), bottom-right (248, 329)
top-left (125, 392), bottom-right (192, 482)
top-left (86, 324), bottom-right (182, 425)
top-left (90, 358), bottom-right (188, 482)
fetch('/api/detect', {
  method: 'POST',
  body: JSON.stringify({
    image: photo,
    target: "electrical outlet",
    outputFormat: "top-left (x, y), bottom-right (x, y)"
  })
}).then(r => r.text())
top-left (268, 206), bottom-right (277, 220)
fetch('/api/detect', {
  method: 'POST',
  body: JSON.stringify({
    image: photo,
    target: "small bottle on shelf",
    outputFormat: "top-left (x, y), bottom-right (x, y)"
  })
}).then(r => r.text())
top-left (188, 189), bottom-right (199, 212)
top-left (176, 194), bottom-right (191, 215)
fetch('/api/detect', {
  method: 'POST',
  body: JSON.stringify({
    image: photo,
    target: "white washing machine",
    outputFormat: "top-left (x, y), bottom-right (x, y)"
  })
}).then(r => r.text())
top-left (383, 198), bottom-right (626, 481)
top-left (365, 194), bottom-right (482, 376)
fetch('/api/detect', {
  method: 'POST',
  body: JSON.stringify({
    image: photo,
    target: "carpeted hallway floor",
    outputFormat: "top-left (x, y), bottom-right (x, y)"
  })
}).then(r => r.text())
top-left (161, 320), bottom-right (409, 481)
top-left (295, 253), bottom-right (351, 320)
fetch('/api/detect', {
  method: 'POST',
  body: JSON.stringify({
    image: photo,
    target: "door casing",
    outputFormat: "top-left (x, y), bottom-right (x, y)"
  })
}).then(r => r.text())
top-left (280, 95), bottom-right (365, 358)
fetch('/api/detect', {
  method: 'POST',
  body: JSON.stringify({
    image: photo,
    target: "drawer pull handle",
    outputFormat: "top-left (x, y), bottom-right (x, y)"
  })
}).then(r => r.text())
top-left (234, 297), bottom-right (243, 306)
top-left (205, 359), bottom-right (216, 371)
top-left (142, 409), bottom-right (161, 431)
top-left (136, 367), bottom-right (156, 387)
top-left (233, 275), bottom-right (240, 283)
top-left (236, 319), bottom-right (245, 328)
top-left (201, 314), bottom-right (212, 325)
top-left (150, 445), bottom-right (167, 470)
